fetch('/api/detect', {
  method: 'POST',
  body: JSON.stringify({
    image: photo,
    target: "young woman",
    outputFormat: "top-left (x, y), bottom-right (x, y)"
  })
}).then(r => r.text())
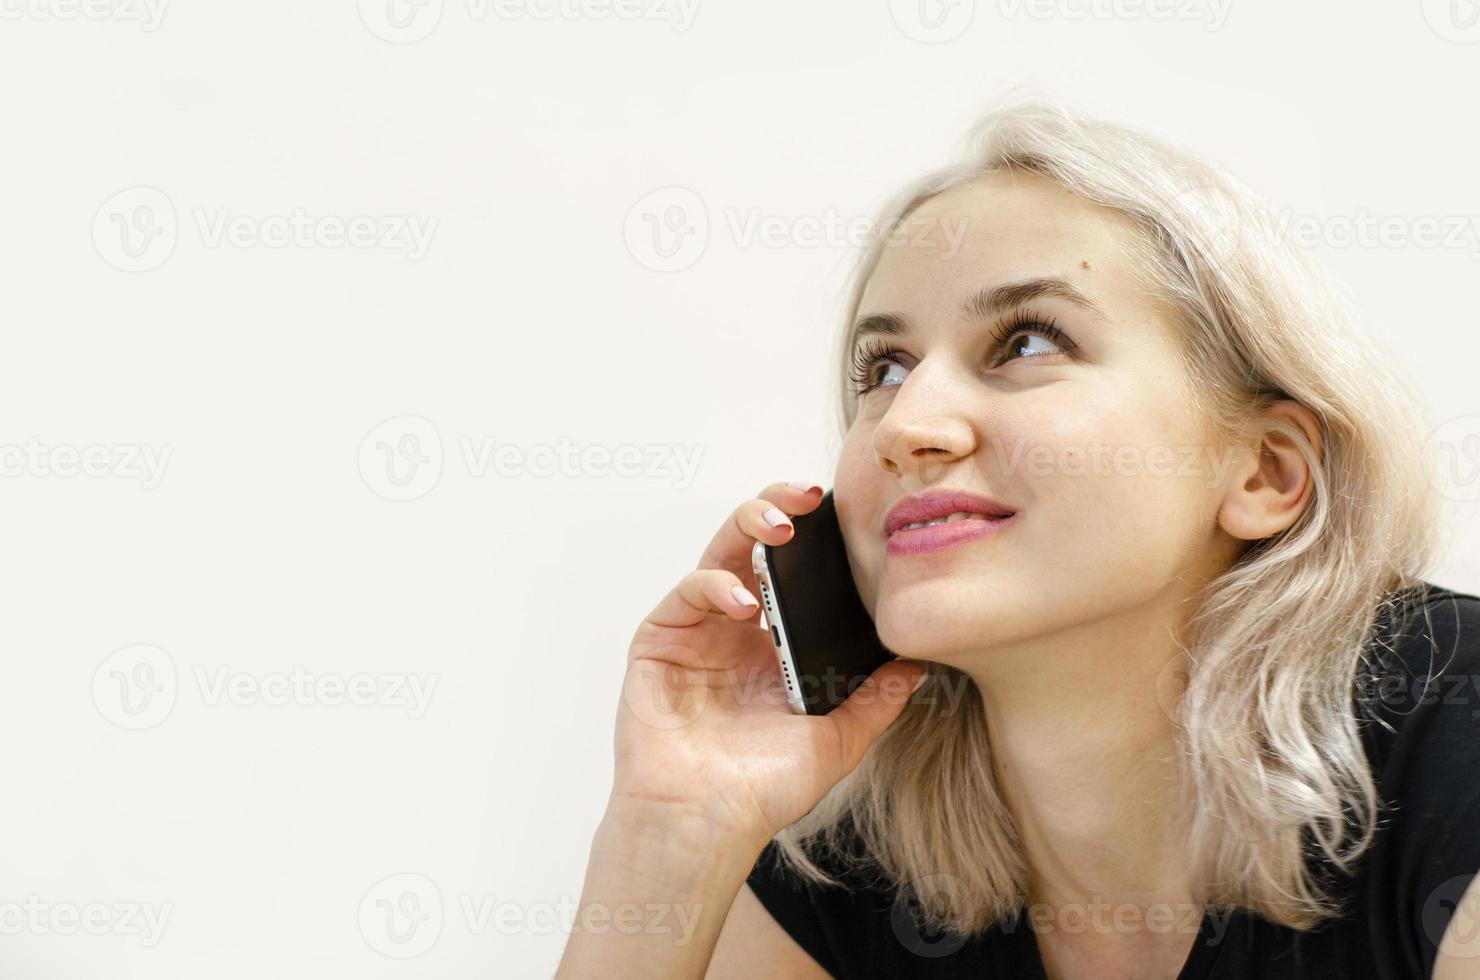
top-left (556, 97), bottom-right (1480, 979)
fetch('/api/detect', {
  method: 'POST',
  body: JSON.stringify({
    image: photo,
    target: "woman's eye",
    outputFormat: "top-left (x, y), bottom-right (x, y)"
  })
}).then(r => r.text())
top-left (998, 329), bottom-right (1065, 362)
top-left (848, 344), bottom-right (912, 395)
top-left (849, 320), bottom-right (1073, 396)
top-left (874, 361), bottom-right (908, 389)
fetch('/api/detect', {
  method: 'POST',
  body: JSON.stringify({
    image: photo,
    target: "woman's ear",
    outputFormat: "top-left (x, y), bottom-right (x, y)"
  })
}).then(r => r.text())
top-left (1216, 399), bottom-right (1324, 541)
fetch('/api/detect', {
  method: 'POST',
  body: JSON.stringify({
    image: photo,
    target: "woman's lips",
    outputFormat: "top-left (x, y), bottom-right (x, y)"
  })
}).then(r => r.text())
top-left (885, 512), bottom-right (1018, 556)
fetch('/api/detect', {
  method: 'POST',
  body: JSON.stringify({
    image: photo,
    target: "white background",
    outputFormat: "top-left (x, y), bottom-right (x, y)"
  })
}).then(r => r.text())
top-left (2, 0), bottom-right (1478, 976)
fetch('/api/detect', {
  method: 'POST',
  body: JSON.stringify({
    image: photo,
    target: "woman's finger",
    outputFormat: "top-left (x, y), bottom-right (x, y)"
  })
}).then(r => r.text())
top-left (822, 660), bottom-right (926, 778)
top-left (640, 567), bottom-right (763, 633)
top-left (694, 481), bottom-right (825, 578)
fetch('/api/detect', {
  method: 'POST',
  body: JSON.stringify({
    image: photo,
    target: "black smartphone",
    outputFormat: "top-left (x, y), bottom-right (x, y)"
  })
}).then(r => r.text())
top-left (750, 489), bottom-right (895, 715)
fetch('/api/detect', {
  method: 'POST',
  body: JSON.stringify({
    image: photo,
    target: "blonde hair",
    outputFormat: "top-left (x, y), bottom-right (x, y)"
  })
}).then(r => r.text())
top-left (773, 91), bottom-right (1445, 935)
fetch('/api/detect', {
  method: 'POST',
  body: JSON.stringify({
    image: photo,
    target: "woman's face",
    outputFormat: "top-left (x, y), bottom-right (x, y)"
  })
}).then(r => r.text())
top-left (836, 170), bottom-right (1242, 667)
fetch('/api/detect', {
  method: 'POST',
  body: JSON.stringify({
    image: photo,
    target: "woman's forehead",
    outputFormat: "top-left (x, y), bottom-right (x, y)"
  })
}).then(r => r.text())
top-left (860, 176), bottom-right (1150, 322)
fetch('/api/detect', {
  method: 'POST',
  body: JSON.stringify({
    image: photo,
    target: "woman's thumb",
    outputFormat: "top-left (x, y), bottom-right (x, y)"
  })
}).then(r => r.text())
top-left (824, 660), bottom-right (925, 774)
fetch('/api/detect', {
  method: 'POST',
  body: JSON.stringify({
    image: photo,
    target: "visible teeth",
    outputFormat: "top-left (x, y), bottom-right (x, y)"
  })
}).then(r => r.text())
top-left (900, 511), bottom-right (991, 531)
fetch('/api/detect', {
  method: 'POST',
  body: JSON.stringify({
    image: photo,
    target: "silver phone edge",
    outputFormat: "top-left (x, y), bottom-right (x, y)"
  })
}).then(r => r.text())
top-left (751, 539), bottom-right (809, 715)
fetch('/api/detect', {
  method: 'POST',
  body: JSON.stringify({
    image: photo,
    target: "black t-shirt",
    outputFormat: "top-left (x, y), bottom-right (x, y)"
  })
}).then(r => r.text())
top-left (745, 582), bottom-right (1480, 978)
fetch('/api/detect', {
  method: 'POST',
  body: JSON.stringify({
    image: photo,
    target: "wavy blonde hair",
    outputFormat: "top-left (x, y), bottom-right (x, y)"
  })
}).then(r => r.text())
top-left (772, 91), bottom-right (1445, 935)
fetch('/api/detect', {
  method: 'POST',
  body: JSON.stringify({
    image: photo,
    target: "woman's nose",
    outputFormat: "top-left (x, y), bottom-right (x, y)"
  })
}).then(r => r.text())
top-left (872, 412), bottom-right (976, 480)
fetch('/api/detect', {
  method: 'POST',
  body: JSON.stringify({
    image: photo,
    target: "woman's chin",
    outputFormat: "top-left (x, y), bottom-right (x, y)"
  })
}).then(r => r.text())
top-left (876, 601), bottom-right (980, 663)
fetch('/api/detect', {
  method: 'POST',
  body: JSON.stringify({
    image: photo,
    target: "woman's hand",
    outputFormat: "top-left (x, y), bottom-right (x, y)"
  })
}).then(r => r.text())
top-left (611, 480), bottom-right (924, 848)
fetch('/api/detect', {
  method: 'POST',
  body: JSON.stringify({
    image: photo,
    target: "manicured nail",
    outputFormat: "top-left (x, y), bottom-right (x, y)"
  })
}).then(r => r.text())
top-left (762, 507), bottom-right (792, 529)
top-left (788, 481), bottom-right (823, 494)
top-left (731, 585), bottom-right (759, 607)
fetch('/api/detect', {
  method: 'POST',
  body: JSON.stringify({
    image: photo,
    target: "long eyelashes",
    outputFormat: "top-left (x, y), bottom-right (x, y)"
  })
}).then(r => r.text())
top-left (846, 307), bottom-right (1077, 396)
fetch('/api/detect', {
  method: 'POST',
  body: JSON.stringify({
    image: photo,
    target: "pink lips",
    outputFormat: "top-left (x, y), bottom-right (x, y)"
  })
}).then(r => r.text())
top-left (884, 489), bottom-right (1017, 557)
top-left (886, 513), bottom-right (1016, 555)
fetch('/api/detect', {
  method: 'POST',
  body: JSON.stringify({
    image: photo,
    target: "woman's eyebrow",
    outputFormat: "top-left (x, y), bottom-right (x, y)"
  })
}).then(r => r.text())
top-left (851, 276), bottom-right (1110, 348)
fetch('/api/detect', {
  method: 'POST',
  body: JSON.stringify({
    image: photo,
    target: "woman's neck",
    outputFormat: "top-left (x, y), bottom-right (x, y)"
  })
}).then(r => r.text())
top-left (964, 587), bottom-right (1201, 918)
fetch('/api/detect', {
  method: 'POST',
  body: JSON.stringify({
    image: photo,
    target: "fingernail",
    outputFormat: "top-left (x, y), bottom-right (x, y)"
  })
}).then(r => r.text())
top-left (762, 507), bottom-right (792, 529)
top-left (731, 585), bottom-right (759, 607)
top-left (788, 481), bottom-right (823, 494)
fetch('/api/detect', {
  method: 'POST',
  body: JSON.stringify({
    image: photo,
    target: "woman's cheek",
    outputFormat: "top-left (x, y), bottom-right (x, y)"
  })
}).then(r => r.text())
top-left (833, 451), bottom-right (882, 610)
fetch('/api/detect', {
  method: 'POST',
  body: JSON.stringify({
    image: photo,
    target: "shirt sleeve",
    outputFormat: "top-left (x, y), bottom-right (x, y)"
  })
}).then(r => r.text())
top-left (744, 840), bottom-right (843, 977)
top-left (1368, 589), bottom-right (1480, 976)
